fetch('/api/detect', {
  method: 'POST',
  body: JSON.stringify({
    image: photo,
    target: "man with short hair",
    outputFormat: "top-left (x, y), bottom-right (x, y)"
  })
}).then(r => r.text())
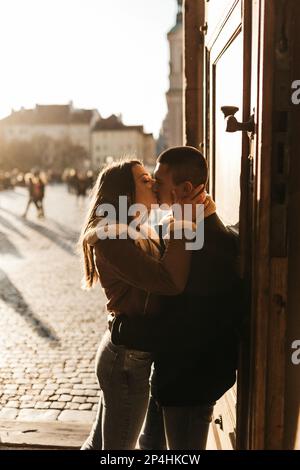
top-left (113, 146), bottom-right (242, 450)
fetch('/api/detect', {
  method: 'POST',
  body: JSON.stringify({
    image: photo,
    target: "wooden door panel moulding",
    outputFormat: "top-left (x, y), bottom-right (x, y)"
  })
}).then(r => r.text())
top-left (265, 0), bottom-right (292, 449)
top-left (183, 0), bottom-right (205, 149)
top-left (205, 0), bottom-right (246, 447)
top-left (249, 0), bottom-right (275, 449)
top-left (206, 0), bottom-right (241, 50)
top-left (284, 0), bottom-right (300, 451)
top-left (207, 13), bottom-right (243, 203)
top-left (266, 258), bottom-right (288, 448)
top-left (250, 0), bottom-right (290, 450)
top-left (235, 0), bottom-right (253, 451)
top-left (208, 5), bottom-right (242, 64)
top-left (186, 0), bottom-right (294, 450)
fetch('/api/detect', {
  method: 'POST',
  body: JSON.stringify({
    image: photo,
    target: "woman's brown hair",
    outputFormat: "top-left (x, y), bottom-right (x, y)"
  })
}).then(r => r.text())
top-left (79, 158), bottom-right (142, 289)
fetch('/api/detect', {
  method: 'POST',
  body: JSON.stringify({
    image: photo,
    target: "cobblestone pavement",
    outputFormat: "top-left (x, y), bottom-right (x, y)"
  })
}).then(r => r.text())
top-left (0, 184), bottom-right (107, 424)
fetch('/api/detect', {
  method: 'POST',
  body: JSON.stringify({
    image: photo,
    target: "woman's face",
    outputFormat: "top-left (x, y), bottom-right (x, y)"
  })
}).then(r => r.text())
top-left (132, 164), bottom-right (157, 210)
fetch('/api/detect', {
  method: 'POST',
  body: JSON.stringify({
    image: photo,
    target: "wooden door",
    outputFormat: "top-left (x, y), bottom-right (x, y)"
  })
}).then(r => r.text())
top-left (203, 0), bottom-right (254, 449)
top-left (185, 0), bottom-right (292, 450)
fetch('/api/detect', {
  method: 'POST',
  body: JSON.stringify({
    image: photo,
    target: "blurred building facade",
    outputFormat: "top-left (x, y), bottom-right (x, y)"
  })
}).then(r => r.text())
top-left (0, 103), bottom-right (99, 154)
top-left (0, 104), bottom-right (155, 170)
top-left (91, 115), bottom-right (156, 170)
top-left (160, 0), bottom-right (183, 149)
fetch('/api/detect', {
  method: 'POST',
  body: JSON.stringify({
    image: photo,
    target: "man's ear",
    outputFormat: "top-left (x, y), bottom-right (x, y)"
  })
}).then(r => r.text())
top-left (181, 181), bottom-right (194, 197)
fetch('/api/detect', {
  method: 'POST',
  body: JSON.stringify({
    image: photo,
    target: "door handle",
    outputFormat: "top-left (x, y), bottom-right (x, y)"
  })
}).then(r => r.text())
top-left (214, 414), bottom-right (224, 431)
top-left (221, 106), bottom-right (255, 134)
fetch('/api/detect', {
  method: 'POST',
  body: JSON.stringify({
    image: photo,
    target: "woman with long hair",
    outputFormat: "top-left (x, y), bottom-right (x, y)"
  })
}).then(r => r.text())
top-left (79, 158), bottom-right (195, 450)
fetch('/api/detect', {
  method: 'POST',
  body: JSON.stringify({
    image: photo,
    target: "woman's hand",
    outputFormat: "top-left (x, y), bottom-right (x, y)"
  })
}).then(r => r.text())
top-left (171, 184), bottom-right (206, 206)
top-left (171, 184), bottom-right (206, 222)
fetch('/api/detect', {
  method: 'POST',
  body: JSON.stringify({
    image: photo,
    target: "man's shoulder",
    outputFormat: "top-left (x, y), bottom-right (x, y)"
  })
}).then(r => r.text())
top-left (205, 213), bottom-right (238, 246)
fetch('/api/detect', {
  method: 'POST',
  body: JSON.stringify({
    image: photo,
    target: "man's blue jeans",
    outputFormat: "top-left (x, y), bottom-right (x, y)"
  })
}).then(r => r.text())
top-left (139, 371), bottom-right (215, 450)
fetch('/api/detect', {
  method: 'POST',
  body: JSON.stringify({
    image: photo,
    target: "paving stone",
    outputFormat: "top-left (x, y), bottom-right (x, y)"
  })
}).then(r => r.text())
top-left (4, 384), bottom-right (18, 390)
top-left (58, 410), bottom-right (96, 423)
top-left (78, 403), bottom-right (93, 410)
top-left (6, 401), bottom-right (20, 408)
top-left (38, 396), bottom-right (50, 402)
top-left (0, 408), bottom-right (19, 420)
top-left (69, 378), bottom-right (82, 384)
top-left (72, 396), bottom-right (87, 404)
top-left (73, 384), bottom-right (99, 390)
top-left (20, 395), bottom-right (35, 402)
top-left (65, 402), bottom-right (80, 410)
top-left (50, 402), bottom-right (65, 410)
top-left (32, 384), bottom-right (44, 390)
top-left (19, 402), bottom-right (36, 409)
top-left (16, 380), bottom-right (32, 386)
top-left (58, 383), bottom-right (72, 389)
top-left (17, 409), bottom-right (60, 421)
top-left (35, 401), bottom-right (52, 409)
top-left (44, 384), bottom-right (58, 391)
top-left (49, 395), bottom-right (59, 401)
top-left (86, 397), bottom-right (100, 404)
top-left (56, 388), bottom-right (73, 395)
top-left (58, 394), bottom-right (73, 402)
top-left (69, 390), bottom-right (87, 396)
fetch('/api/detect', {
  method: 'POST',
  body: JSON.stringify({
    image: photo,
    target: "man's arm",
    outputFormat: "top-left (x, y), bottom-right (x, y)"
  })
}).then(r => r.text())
top-left (111, 314), bottom-right (202, 352)
top-left (111, 287), bottom-right (244, 352)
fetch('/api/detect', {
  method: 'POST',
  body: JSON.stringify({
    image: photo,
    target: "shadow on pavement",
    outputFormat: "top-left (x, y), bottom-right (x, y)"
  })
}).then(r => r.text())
top-left (0, 189), bottom-right (26, 198)
top-left (0, 268), bottom-right (60, 343)
top-left (0, 232), bottom-right (23, 258)
top-left (47, 219), bottom-right (80, 244)
top-left (0, 207), bottom-right (76, 256)
top-left (0, 214), bottom-right (28, 240)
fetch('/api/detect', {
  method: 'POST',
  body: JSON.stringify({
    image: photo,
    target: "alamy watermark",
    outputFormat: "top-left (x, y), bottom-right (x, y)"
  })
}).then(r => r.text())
top-left (291, 340), bottom-right (300, 365)
top-left (291, 80), bottom-right (300, 104)
top-left (93, 196), bottom-right (205, 250)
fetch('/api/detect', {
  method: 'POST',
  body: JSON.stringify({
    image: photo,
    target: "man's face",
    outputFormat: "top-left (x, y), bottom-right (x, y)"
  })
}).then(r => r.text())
top-left (153, 163), bottom-right (175, 206)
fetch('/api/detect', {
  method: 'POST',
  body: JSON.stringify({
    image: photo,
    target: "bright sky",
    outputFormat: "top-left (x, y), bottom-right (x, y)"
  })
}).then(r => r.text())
top-left (0, 0), bottom-right (178, 137)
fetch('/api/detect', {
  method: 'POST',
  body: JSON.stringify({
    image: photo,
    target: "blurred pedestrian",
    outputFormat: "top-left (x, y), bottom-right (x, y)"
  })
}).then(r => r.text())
top-left (68, 169), bottom-right (78, 194)
top-left (86, 170), bottom-right (94, 191)
top-left (75, 172), bottom-right (88, 207)
top-left (22, 170), bottom-right (46, 219)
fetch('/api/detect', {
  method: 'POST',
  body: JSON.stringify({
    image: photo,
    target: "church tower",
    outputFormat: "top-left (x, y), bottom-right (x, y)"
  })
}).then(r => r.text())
top-left (161, 0), bottom-right (183, 148)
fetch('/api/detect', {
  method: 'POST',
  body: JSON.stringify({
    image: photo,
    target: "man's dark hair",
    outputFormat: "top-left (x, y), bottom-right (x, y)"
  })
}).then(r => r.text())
top-left (157, 146), bottom-right (208, 187)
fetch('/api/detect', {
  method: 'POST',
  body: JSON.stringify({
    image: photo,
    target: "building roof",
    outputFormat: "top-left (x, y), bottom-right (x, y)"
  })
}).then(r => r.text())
top-left (92, 115), bottom-right (144, 133)
top-left (70, 109), bottom-right (95, 124)
top-left (0, 104), bottom-right (97, 126)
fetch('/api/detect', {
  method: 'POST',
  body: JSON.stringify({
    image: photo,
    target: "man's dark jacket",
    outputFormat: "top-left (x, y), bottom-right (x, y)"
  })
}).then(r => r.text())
top-left (112, 213), bottom-right (243, 406)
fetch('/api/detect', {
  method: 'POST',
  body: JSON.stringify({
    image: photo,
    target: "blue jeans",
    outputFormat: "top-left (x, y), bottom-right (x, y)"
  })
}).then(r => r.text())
top-left (139, 392), bottom-right (167, 450)
top-left (139, 394), bottom-right (214, 450)
top-left (81, 329), bottom-right (153, 450)
top-left (139, 370), bottom-right (215, 450)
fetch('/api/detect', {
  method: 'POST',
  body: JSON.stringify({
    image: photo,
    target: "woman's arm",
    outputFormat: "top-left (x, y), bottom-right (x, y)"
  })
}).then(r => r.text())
top-left (94, 221), bottom-right (194, 295)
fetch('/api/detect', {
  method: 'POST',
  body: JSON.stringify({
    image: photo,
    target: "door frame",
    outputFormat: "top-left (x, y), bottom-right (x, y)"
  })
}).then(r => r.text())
top-left (248, 0), bottom-right (290, 449)
top-left (184, 0), bottom-right (289, 450)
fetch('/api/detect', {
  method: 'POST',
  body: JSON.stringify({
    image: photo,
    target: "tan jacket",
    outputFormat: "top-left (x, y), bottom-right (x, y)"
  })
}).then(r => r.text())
top-left (92, 221), bottom-right (192, 318)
